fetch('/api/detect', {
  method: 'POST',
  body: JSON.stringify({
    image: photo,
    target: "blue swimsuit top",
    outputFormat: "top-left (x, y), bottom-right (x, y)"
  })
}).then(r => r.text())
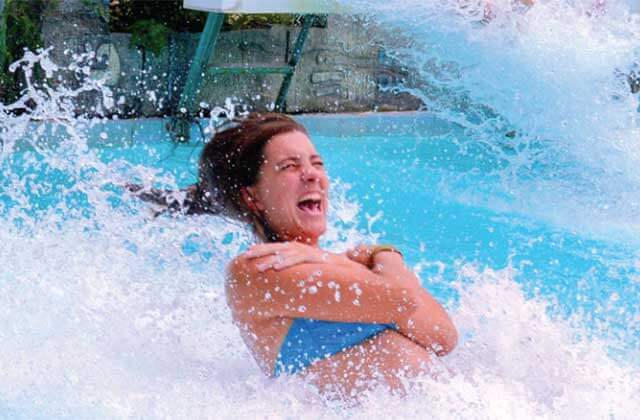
top-left (273, 318), bottom-right (395, 376)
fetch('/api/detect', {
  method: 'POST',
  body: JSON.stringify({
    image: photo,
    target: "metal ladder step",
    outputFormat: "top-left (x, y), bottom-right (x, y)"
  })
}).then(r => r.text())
top-left (169, 13), bottom-right (316, 141)
top-left (208, 65), bottom-right (294, 76)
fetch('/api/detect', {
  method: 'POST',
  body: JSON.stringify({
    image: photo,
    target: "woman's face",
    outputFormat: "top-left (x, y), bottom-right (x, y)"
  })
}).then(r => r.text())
top-left (245, 130), bottom-right (329, 244)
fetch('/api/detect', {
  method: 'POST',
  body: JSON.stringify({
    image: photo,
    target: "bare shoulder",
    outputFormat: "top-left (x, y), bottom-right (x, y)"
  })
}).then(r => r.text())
top-left (225, 254), bottom-right (254, 293)
top-left (225, 253), bottom-right (277, 297)
top-left (224, 253), bottom-right (266, 319)
top-left (226, 254), bottom-right (247, 277)
top-left (226, 252), bottom-right (266, 282)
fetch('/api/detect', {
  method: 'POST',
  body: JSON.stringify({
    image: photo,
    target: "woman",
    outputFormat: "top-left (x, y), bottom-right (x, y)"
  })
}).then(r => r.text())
top-left (130, 113), bottom-right (457, 397)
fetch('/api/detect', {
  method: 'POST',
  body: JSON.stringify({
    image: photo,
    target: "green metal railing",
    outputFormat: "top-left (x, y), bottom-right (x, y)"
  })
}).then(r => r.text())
top-left (274, 13), bottom-right (314, 111)
top-left (169, 12), bottom-right (316, 141)
top-left (177, 12), bottom-right (225, 118)
top-left (208, 65), bottom-right (293, 76)
top-left (168, 12), bottom-right (225, 142)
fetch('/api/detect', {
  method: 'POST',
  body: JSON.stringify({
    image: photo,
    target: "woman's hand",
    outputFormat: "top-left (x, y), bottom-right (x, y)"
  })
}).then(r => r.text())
top-left (345, 244), bottom-right (375, 267)
top-left (244, 242), bottom-right (336, 272)
top-left (346, 244), bottom-right (405, 272)
top-left (347, 244), bottom-right (422, 298)
top-left (347, 244), bottom-right (457, 353)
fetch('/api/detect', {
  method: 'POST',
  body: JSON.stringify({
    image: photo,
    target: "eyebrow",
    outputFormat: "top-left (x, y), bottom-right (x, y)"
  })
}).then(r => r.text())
top-left (275, 154), bottom-right (323, 167)
top-left (275, 157), bottom-right (298, 167)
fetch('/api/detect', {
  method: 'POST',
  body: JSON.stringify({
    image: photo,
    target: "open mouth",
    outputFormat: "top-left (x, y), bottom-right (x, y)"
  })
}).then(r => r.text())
top-left (297, 198), bottom-right (322, 215)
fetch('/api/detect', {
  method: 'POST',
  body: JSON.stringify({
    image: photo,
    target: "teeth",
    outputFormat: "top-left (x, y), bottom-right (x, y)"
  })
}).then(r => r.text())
top-left (297, 199), bottom-right (322, 214)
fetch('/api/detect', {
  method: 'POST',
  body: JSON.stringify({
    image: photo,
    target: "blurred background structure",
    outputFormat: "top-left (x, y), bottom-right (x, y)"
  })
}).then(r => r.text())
top-left (0, 0), bottom-right (423, 122)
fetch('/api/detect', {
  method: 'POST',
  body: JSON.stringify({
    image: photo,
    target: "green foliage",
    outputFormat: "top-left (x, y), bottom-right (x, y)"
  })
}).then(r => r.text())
top-left (223, 14), bottom-right (301, 31)
top-left (1, 0), bottom-right (55, 102)
top-left (81, 0), bottom-right (109, 22)
top-left (0, 71), bottom-right (17, 100)
top-left (110, 1), bottom-right (325, 58)
top-left (4, 0), bottom-right (48, 64)
top-left (224, 14), bottom-right (327, 30)
top-left (109, 0), bottom-right (325, 33)
top-left (128, 19), bottom-right (170, 56)
top-left (0, 6), bottom-right (6, 70)
top-left (110, 0), bottom-right (206, 33)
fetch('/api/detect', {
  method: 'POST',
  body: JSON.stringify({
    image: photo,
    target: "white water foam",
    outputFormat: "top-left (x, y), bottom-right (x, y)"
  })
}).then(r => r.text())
top-left (2, 219), bottom-right (638, 418)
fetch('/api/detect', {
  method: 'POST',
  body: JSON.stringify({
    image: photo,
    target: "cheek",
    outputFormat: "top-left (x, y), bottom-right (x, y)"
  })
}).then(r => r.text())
top-left (321, 174), bottom-right (330, 191)
top-left (263, 179), bottom-right (296, 212)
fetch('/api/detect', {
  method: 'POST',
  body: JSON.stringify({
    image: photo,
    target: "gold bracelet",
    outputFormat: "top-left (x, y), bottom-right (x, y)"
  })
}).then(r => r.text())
top-left (368, 245), bottom-right (403, 268)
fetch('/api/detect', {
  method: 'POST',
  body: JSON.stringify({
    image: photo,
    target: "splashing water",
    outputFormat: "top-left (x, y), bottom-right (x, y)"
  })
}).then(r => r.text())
top-left (359, 0), bottom-right (640, 238)
top-left (2, 1), bottom-right (640, 418)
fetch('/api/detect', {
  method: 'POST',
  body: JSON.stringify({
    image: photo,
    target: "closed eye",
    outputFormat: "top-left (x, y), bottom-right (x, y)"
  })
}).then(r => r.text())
top-left (279, 162), bottom-right (298, 171)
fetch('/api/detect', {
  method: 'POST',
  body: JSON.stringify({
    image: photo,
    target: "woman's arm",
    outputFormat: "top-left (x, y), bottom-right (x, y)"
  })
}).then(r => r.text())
top-left (370, 251), bottom-right (457, 356)
top-left (227, 242), bottom-right (457, 356)
top-left (226, 247), bottom-right (419, 326)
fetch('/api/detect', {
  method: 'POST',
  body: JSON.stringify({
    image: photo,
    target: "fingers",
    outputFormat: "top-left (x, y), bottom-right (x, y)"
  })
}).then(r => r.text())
top-left (247, 242), bottom-right (333, 272)
top-left (272, 254), bottom-right (307, 271)
top-left (346, 244), bottom-right (373, 266)
top-left (245, 243), bottom-right (290, 259)
top-left (255, 257), bottom-right (277, 272)
top-left (255, 253), bottom-right (304, 272)
top-left (255, 253), bottom-right (280, 271)
top-left (250, 245), bottom-right (325, 272)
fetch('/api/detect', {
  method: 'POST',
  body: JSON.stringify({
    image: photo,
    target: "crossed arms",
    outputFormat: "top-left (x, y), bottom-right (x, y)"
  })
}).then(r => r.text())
top-left (227, 242), bottom-right (457, 356)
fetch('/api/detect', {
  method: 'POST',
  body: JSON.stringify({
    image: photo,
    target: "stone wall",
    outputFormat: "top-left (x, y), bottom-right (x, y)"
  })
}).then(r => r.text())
top-left (41, 0), bottom-right (423, 117)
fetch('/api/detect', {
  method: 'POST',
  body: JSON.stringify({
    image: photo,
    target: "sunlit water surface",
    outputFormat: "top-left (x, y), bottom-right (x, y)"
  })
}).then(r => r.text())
top-left (2, 0), bottom-right (640, 418)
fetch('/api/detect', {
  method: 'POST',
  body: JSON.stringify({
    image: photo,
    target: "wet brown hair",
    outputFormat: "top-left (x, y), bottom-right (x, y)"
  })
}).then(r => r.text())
top-left (129, 112), bottom-right (308, 240)
top-left (196, 112), bottom-right (308, 222)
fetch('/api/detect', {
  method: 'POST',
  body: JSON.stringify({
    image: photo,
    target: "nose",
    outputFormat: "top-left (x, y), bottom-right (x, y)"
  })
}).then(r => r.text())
top-left (301, 161), bottom-right (321, 183)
